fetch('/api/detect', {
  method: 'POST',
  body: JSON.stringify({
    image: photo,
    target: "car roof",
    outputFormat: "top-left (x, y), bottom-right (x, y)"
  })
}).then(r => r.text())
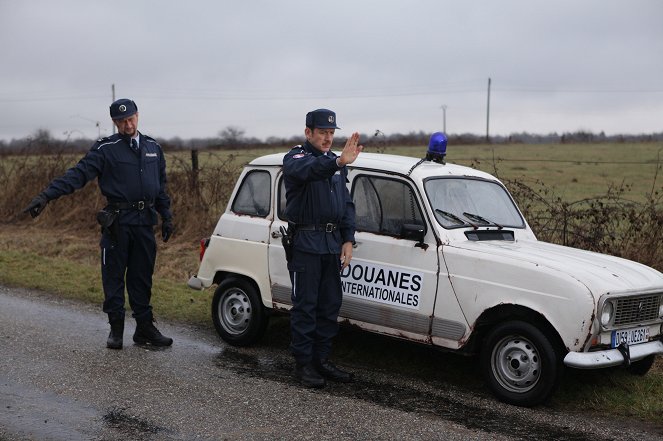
top-left (249, 151), bottom-right (498, 181)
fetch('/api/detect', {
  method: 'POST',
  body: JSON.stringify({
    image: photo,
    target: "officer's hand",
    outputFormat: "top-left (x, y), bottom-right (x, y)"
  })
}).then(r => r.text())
top-left (161, 219), bottom-right (174, 242)
top-left (338, 132), bottom-right (363, 167)
top-left (340, 241), bottom-right (353, 271)
top-left (23, 193), bottom-right (49, 218)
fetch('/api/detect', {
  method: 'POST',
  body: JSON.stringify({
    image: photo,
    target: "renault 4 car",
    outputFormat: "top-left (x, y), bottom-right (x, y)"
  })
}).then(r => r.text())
top-left (187, 141), bottom-right (663, 406)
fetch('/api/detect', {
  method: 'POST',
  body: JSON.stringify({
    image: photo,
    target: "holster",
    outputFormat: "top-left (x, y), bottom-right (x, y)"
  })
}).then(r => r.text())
top-left (280, 225), bottom-right (294, 262)
top-left (96, 208), bottom-right (120, 245)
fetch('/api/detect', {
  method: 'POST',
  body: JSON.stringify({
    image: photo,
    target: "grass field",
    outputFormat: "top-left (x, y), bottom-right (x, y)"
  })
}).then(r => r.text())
top-left (1, 141), bottom-right (663, 424)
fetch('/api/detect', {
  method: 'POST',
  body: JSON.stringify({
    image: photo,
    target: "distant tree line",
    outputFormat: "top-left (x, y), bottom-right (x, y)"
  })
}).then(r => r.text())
top-left (2, 126), bottom-right (662, 155)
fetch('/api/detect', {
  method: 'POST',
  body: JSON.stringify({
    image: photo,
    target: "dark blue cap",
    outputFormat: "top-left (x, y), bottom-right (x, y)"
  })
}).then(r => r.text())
top-left (305, 108), bottom-right (340, 129)
top-left (110, 98), bottom-right (138, 120)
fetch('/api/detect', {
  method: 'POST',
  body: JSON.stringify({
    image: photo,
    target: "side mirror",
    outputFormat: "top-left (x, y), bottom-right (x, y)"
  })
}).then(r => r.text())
top-left (400, 223), bottom-right (425, 242)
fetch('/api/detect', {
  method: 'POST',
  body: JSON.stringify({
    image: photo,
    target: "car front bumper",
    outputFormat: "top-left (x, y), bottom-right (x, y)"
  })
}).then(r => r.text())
top-left (564, 339), bottom-right (663, 369)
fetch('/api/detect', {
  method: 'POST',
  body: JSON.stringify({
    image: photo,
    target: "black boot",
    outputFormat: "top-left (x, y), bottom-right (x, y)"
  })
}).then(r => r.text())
top-left (133, 320), bottom-right (173, 347)
top-left (294, 362), bottom-right (326, 388)
top-left (107, 319), bottom-right (124, 350)
top-left (313, 359), bottom-right (354, 383)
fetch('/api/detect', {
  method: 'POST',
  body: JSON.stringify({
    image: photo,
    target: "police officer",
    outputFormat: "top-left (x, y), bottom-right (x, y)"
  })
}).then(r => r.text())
top-left (283, 108), bottom-right (363, 388)
top-left (23, 98), bottom-right (174, 349)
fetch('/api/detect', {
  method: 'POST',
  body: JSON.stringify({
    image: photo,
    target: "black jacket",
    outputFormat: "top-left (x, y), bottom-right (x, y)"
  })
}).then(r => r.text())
top-left (42, 132), bottom-right (171, 225)
top-left (282, 141), bottom-right (355, 254)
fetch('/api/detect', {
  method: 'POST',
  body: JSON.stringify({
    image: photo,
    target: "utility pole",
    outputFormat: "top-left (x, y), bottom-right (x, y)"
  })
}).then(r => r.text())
top-left (486, 77), bottom-right (491, 143)
top-left (440, 105), bottom-right (447, 133)
top-left (111, 83), bottom-right (116, 134)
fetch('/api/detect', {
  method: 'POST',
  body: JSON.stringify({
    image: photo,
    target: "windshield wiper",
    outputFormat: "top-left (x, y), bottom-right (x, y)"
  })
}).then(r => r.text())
top-left (463, 212), bottom-right (503, 229)
top-left (435, 209), bottom-right (475, 228)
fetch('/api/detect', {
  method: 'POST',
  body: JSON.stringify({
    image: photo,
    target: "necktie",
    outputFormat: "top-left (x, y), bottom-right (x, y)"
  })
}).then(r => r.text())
top-left (131, 139), bottom-right (138, 152)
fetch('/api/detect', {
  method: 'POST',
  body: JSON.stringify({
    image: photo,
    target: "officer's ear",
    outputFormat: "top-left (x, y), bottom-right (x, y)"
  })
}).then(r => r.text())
top-left (304, 127), bottom-right (313, 140)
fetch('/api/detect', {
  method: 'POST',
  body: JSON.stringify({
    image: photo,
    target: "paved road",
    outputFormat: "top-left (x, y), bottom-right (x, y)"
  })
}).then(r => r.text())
top-left (1, 285), bottom-right (662, 441)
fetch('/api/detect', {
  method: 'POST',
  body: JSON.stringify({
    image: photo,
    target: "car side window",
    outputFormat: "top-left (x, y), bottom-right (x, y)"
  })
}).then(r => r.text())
top-left (231, 170), bottom-right (271, 217)
top-left (352, 175), bottom-right (424, 237)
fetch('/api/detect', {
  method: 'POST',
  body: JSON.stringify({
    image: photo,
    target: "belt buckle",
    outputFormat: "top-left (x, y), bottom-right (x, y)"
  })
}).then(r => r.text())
top-left (137, 201), bottom-right (145, 210)
top-left (325, 223), bottom-right (334, 233)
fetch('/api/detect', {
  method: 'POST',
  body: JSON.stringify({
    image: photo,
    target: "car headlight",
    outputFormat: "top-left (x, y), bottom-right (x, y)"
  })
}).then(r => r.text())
top-left (601, 301), bottom-right (614, 327)
top-left (659, 296), bottom-right (663, 319)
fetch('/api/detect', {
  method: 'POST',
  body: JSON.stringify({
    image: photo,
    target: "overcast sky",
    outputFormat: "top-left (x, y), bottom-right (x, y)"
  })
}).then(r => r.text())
top-left (1, 0), bottom-right (662, 142)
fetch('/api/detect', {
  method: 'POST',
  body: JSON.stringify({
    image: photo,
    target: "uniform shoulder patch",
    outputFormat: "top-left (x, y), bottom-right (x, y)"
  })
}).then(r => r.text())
top-left (287, 144), bottom-right (307, 159)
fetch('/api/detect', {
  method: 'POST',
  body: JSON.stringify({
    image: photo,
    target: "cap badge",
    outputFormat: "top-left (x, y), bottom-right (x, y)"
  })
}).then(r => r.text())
top-left (328, 115), bottom-right (335, 123)
top-left (119, 104), bottom-right (127, 112)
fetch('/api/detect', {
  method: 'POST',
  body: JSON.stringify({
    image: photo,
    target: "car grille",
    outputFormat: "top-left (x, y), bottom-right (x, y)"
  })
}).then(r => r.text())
top-left (614, 295), bottom-right (661, 326)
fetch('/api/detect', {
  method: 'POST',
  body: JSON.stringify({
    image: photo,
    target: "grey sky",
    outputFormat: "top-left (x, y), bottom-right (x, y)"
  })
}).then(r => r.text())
top-left (1, 0), bottom-right (661, 142)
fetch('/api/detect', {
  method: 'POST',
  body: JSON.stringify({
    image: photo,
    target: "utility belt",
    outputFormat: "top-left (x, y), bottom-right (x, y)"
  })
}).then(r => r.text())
top-left (106, 200), bottom-right (154, 211)
top-left (280, 222), bottom-right (339, 263)
top-left (292, 222), bottom-right (338, 233)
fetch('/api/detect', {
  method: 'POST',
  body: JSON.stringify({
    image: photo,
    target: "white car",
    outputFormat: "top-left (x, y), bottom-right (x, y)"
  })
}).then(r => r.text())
top-left (188, 146), bottom-right (663, 406)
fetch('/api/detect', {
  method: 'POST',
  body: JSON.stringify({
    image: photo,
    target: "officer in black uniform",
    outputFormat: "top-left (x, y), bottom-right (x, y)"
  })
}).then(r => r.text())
top-left (283, 108), bottom-right (363, 388)
top-left (23, 98), bottom-right (174, 349)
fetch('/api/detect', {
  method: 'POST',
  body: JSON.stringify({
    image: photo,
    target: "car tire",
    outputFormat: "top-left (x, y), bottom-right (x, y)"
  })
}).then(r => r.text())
top-left (212, 278), bottom-right (268, 346)
top-left (480, 320), bottom-right (562, 407)
top-left (627, 354), bottom-right (656, 376)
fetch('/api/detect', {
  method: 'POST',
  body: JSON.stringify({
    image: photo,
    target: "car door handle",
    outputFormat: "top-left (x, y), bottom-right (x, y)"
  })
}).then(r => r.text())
top-left (271, 231), bottom-right (282, 238)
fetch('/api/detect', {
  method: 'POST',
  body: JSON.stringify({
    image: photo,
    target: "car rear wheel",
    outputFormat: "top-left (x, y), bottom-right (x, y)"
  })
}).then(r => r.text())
top-left (481, 320), bottom-right (562, 407)
top-left (212, 278), bottom-right (268, 346)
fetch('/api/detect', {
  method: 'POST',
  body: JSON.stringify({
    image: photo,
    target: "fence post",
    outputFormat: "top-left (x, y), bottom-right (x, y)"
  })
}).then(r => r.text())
top-left (191, 149), bottom-right (199, 188)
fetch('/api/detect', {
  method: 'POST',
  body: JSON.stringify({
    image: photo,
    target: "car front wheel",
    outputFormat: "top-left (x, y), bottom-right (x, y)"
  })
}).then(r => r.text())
top-left (212, 278), bottom-right (268, 346)
top-left (480, 320), bottom-right (562, 407)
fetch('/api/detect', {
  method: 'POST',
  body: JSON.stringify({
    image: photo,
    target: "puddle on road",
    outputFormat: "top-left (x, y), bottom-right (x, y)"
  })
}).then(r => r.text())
top-left (215, 349), bottom-right (610, 441)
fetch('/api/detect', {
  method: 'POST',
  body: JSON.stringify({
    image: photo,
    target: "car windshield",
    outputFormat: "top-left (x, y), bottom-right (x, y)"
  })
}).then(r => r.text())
top-left (424, 177), bottom-right (525, 229)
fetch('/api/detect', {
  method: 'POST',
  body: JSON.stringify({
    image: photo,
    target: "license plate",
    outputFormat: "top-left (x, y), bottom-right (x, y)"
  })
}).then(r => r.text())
top-left (611, 327), bottom-right (650, 348)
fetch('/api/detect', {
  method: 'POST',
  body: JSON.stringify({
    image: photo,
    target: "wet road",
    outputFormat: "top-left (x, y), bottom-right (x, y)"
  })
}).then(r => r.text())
top-left (1, 285), bottom-right (662, 441)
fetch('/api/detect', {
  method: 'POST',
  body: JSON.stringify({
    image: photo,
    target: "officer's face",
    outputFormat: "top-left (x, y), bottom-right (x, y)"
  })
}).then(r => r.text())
top-left (306, 127), bottom-right (335, 152)
top-left (113, 113), bottom-right (139, 137)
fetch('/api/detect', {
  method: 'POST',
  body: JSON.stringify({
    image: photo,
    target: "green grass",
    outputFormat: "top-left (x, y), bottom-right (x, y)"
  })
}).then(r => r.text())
top-left (0, 249), bottom-right (211, 327)
top-left (380, 143), bottom-right (663, 203)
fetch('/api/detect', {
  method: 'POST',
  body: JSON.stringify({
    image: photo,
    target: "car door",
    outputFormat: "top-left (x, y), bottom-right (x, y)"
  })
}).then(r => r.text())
top-left (344, 171), bottom-right (440, 343)
top-left (267, 172), bottom-right (292, 308)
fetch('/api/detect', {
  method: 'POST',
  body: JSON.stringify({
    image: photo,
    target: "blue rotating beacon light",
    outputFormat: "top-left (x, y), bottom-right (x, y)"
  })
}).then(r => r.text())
top-left (425, 132), bottom-right (447, 164)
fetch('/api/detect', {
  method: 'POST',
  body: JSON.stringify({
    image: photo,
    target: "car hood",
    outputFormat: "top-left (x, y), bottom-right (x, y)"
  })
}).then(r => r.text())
top-left (452, 238), bottom-right (663, 295)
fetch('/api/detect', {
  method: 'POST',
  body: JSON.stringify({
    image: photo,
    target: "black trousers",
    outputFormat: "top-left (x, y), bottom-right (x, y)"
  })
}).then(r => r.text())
top-left (100, 225), bottom-right (156, 323)
top-left (288, 249), bottom-right (343, 364)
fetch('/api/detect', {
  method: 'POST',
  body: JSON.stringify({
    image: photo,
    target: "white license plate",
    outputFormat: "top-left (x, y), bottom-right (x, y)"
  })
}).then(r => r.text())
top-left (611, 327), bottom-right (650, 348)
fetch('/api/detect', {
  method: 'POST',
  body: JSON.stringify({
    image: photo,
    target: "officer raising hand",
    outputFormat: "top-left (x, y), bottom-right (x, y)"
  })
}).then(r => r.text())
top-left (282, 108), bottom-right (362, 388)
top-left (23, 98), bottom-right (174, 350)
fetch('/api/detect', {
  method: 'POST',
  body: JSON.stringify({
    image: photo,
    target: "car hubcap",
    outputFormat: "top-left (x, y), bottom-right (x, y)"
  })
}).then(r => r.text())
top-left (492, 335), bottom-right (540, 393)
top-left (219, 290), bottom-right (251, 335)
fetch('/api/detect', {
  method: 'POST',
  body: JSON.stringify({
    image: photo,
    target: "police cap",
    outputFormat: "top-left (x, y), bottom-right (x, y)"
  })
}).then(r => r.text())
top-left (305, 108), bottom-right (340, 129)
top-left (110, 98), bottom-right (138, 120)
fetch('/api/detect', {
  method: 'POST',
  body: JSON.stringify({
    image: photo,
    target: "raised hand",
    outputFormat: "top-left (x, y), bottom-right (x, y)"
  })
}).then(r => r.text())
top-left (338, 132), bottom-right (363, 167)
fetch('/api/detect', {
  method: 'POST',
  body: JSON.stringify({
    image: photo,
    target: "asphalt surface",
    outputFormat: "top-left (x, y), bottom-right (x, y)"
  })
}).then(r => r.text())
top-left (1, 285), bottom-right (662, 441)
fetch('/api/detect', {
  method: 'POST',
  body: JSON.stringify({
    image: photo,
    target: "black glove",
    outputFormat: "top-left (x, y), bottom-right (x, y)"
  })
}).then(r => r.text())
top-left (23, 193), bottom-right (49, 218)
top-left (161, 218), bottom-right (174, 242)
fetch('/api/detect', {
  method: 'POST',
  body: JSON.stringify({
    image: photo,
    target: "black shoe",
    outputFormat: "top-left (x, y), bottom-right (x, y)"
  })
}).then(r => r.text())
top-left (133, 321), bottom-right (173, 347)
top-left (106, 320), bottom-right (124, 349)
top-left (313, 359), bottom-right (354, 383)
top-left (294, 363), bottom-right (326, 388)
